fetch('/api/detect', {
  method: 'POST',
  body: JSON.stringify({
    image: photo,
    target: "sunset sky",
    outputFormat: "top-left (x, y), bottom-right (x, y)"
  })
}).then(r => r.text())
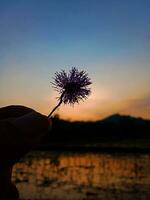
top-left (0, 0), bottom-right (150, 121)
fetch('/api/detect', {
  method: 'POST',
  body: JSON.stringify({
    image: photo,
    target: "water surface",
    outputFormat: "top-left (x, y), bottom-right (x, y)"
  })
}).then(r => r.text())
top-left (12, 151), bottom-right (150, 200)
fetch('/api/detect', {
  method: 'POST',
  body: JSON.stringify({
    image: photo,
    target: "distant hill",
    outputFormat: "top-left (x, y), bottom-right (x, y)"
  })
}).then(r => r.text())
top-left (102, 113), bottom-right (144, 123)
top-left (0, 105), bottom-right (34, 119)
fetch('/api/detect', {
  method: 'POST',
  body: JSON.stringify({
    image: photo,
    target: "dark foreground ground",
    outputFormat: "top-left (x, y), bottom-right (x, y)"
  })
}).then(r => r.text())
top-left (38, 114), bottom-right (150, 153)
top-left (37, 137), bottom-right (150, 153)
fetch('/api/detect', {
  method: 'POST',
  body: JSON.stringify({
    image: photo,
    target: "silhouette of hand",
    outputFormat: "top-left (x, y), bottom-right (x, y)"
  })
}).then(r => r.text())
top-left (0, 105), bottom-right (51, 200)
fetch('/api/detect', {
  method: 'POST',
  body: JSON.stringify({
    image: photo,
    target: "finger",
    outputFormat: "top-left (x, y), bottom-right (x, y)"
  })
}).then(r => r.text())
top-left (0, 105), bottom-right (34, 120)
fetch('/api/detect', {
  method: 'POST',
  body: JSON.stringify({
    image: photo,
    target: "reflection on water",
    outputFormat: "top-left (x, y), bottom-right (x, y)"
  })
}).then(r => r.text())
top-left (12, 151), bottom-right (150, 200)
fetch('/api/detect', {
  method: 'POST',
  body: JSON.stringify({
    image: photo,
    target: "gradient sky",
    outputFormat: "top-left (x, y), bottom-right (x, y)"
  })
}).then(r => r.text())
top-left (0, 0), bottom-right (150, 121)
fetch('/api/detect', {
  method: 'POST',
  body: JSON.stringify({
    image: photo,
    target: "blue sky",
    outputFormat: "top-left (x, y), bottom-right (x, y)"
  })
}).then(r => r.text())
top-left (0, 0), bottom-right (150, 120)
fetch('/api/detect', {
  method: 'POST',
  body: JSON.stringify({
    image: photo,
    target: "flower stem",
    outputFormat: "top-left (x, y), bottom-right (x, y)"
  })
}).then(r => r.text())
top-left (48, 92), bottom-right (64, 118)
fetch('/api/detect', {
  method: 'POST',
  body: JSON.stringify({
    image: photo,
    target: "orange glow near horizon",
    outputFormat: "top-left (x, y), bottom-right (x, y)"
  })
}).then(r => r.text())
top-left (0, 81), bottom-right (150, 121)
top-left (36, 91), bottom-right (150, 121)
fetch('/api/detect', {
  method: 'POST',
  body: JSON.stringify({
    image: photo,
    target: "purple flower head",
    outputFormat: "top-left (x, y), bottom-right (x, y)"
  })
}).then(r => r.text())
top-left (52, 67), bottom-right (92, 104)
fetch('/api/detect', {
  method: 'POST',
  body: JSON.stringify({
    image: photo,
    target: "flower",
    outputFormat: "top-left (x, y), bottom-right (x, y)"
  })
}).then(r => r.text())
top-left (52, 67), bottom-right (92, 104)
top-left (48, 67), bottom-right (92, 118)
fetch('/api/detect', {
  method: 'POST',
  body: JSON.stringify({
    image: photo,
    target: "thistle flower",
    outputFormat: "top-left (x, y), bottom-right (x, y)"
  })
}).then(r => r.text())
top-left (48, 67), bottom-right (92, 118)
